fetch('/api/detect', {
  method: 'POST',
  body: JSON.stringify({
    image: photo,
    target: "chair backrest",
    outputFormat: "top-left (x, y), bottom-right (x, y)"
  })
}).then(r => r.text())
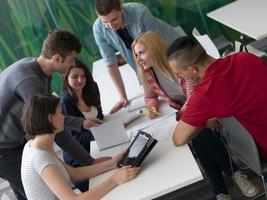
top-left (192, 27), bottom-right (221, 59)
top-left (219, 117), bottom-right (262, 175)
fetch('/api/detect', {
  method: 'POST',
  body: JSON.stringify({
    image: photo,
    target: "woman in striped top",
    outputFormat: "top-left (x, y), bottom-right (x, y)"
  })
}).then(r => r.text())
top-left (21, 95), bottom-right (139, 200)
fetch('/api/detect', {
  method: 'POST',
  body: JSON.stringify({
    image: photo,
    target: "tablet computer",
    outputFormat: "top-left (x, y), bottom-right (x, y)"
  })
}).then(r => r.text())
top-left (117, 131), bottom-right (158, 167)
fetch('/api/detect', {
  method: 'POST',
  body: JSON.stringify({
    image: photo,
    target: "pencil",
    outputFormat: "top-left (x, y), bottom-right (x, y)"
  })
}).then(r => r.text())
top-left (144, 106), bottom-right (160, 115)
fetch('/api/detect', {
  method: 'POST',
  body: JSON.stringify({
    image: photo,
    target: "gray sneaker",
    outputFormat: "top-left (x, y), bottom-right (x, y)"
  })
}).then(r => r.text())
top-left (232, 171), bottom-right (258, 197)
top-left (216, 193), bottom-right (232, 200)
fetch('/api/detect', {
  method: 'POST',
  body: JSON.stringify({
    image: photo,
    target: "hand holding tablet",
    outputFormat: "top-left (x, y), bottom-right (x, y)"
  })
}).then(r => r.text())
top-left (117, 131), bottom-right (158, 167)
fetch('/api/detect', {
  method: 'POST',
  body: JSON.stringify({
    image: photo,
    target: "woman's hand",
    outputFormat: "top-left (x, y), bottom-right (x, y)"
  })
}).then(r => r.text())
top-left (93, 156), bottom-right (112, 164)
top-left (110, 150), bottom-right (128, 168)
top-left (83, 117), bottom-right (103, 129)
top-left (144, 106), bottom-right (159, 119)
top-left (112, 166), bottom-right (140, 185)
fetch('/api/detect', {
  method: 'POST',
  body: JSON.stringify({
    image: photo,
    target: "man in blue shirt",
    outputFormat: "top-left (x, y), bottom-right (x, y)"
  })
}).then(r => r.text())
top-left (93, 0), bottom-right (185, 114)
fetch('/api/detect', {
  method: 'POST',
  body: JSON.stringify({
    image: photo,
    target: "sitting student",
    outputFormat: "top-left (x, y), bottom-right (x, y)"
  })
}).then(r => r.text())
top-left (132, 31), bottom-right (257, 200)
top-left (21, 95), bottom-right (139, 200)
top-left (60, 59), bottom-right (109, 191)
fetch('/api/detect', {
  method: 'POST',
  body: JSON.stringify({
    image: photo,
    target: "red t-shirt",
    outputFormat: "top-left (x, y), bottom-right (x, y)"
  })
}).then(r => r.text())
top-left (181, 52), bottom-right (267, 157)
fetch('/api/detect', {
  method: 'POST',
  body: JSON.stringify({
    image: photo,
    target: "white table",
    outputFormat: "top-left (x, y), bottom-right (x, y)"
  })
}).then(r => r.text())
top-left (89, 108), bottom-right (203, 200)
top-left (207, 0), bottom-right (267, 40)
top-left (89, 68), bottom-right (203, 199)
top-left (89, 141), bottom-right (203, 200)
top-left (92, 59), bottom-right (143, 114)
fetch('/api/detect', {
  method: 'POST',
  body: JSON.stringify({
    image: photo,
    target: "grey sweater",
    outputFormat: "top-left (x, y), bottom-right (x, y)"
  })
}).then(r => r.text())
top-left (0, 58), bottom-right (93, 165)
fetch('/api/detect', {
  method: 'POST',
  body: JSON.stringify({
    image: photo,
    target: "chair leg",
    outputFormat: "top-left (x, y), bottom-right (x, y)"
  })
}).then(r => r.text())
top-left (261, 175), bottom-right (267, 199)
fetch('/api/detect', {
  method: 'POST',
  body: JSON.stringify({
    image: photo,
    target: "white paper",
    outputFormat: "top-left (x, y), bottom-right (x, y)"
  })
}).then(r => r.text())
top-left (90, 118), bottom-right (129, 151)
top-left (128, 96), bottom-right (146, 112)
top-left (130, 113), bottom-right (177, 141)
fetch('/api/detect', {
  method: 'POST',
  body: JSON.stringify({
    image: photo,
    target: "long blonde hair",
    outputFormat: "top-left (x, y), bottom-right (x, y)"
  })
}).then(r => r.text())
top-left (132, 31), bottom-right (175, 86)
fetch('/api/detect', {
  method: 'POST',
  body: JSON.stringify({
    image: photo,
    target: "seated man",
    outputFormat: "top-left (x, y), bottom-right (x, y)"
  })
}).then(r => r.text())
top-left (166, 36), bottom-right (267, 200)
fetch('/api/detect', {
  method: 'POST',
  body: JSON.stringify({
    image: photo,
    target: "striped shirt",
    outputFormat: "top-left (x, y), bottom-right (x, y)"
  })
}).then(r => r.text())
top-left (21, 140), bottom-right (71, 200)
top-left (144, 68), bottom-right (195, 113)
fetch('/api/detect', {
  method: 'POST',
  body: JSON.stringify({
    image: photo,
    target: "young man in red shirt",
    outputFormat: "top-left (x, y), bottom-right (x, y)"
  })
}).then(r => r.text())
top-left (167, 36), bottom-right (267, 200)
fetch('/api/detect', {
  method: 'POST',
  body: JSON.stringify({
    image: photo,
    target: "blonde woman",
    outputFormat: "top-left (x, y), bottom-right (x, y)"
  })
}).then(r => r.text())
top-left (132, 31), bottom-right (257, 200)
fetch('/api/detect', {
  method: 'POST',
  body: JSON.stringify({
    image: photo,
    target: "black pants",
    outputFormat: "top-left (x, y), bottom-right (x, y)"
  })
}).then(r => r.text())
top-left (0, 141), bottom-right (27, 200)
top-left (192, 128), bottom-right (239, 195)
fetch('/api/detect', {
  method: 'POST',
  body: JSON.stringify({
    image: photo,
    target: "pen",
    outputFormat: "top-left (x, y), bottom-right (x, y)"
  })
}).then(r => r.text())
top-left (143, 106), bottom-right (160, 115)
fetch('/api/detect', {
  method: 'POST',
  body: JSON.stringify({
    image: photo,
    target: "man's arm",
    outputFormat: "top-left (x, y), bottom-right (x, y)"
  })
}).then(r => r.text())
top-left (93, 23), bottom-right (129, 114)
top-left (55, 130), bottom-right (94, 166)
top-left (172, 120), bottom-right (200, 146)
top-left (108, 64), bottom-right (129, 114)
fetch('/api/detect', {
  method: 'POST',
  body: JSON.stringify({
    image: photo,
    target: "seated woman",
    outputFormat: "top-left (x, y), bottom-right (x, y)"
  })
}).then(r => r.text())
top-left (60, 59), bottom-right (108, 191)
top-left (132, 31), bottom-right (257, 200)
top-left (21, 95), bottom-right (139, 200)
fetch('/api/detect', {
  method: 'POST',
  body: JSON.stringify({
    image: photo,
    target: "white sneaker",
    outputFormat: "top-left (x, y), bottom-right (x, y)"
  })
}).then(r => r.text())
top-left (216, 193), bottom-right (232, 200)
top-left (232, 171), bottom-right (258, 197)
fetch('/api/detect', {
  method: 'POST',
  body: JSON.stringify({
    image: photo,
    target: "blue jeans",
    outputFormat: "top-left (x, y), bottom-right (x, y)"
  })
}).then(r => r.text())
top-left (191, 128), bottom-right (239, 195)
top-left (0, 140), bottom-right (27, 200)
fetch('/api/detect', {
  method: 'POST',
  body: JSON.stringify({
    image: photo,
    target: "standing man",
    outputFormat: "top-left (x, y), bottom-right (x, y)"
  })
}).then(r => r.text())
top-left (166, 36), bottom-right (267, 199)
top-left (93, 0), bottom-right (185, 114)
top-left (0, 30), bottom-right (103, 200)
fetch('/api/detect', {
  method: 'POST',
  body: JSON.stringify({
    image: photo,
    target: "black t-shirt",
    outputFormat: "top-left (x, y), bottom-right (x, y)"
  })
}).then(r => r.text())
top-left (117, 27), bottom-right (133, 50)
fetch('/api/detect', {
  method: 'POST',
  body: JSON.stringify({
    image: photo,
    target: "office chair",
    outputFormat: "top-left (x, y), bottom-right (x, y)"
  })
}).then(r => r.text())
top-left (219, 117), bottom-right (267, 199)
top-left (192, 28), bottom-right (234, 58)
top-left (192, 28), bottom-right (221, 59)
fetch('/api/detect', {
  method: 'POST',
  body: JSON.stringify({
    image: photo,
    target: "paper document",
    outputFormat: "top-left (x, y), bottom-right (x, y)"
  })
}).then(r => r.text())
top-left (104, 111), bottom-right (142, 127)
top-left (131, 112), bottom-right (177, 141)
top-left (128, 96), bottom-right (146, 112)
top-left (123, 111), bottom-right (143, 127)
top-left (91, 118), bottom-right (130, 151)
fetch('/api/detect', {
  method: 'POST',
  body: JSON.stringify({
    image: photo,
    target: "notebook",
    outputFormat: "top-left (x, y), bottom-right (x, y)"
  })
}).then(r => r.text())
top-left (128, 96), bottom-right (146, 112)
top-left (90, 118), bottom-right (130, 151)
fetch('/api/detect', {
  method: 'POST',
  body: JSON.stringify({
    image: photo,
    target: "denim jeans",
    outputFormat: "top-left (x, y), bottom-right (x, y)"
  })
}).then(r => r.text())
top-left (0, 141), bottom-right (27, 200)
top-left (191, 128), bottom-right (239, 195)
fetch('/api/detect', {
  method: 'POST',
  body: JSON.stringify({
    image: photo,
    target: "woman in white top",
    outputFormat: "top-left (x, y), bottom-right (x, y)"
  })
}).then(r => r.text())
top-left (21, 95), bottom-right (139, 200)
top-left (60, 59), bottom-right (108, 191)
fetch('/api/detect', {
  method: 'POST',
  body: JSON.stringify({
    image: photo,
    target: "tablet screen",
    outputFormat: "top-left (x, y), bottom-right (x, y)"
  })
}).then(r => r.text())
top-left (118, 131), bottom-right (157, 167)
top-left (128, 134), bottom-right (149, 158)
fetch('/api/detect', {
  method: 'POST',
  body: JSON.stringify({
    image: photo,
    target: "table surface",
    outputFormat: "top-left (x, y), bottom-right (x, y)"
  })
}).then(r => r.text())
top-left (91, 63), bottom-right (203, 199)
top-left (89, 106), bottom-right (203, 200)
top-left (90, 140), bottom-right (203, 200)
top-left (207, 0), bottom-right (267, 40)
top-left (92, 59), bottom-right (143, 115)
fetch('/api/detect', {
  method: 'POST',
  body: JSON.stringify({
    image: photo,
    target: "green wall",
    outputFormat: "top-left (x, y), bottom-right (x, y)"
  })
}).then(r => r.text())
top-left (0, 0), bottom-right (236, 93)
